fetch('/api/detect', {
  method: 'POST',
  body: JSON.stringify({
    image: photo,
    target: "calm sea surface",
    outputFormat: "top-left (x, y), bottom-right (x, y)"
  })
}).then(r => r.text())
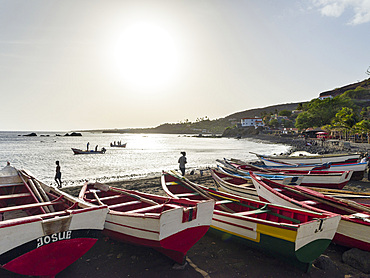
top-left (0, 131), bottom-right (290, 187)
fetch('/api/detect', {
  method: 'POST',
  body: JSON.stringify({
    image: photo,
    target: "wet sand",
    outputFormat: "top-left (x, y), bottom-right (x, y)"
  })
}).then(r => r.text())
top-left (1, 171), bottom-right (369, 278)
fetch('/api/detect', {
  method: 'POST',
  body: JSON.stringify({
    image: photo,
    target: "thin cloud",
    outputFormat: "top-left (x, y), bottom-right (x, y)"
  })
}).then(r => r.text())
top-left (311, 0), bottom-right (370, 25)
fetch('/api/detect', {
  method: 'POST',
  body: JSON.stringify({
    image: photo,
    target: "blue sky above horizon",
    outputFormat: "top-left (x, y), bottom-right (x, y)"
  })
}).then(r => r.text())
top-left (0, 0), bottom-right (369, 131)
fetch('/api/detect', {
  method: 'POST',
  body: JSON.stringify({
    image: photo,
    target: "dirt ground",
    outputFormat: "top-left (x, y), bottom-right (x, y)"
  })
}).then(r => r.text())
top-left (1, 172), bottom-right (369, 278)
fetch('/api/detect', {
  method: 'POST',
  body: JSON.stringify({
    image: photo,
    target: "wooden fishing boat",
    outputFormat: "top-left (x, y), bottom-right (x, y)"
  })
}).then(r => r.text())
top-left (110, 142), bottom-right (127, 148)
top-left (252, 151), bottom-right (360, 165)
top-left (79, 182), bottom-right (214, 264)
top-left (210, 167), bottom-right (302, 200)
top-left (249, 172), bottom-right (370, 251)
top-left (161, 170), bottom-right (340, 272)
top-left (256, 157), bottom-right (365, 181)
top-left (71, 148), bottom-right (106, 154)
top-left (306, 188), bottom-right (370, 205)
top-left (0, 164), bottom-right (109, 277)
top-left (220, 159), bottom-right (353, 189)
top-left (210, 168), bottom-right (259, 200)
top-left (250, 153), bottom-right (365, 181)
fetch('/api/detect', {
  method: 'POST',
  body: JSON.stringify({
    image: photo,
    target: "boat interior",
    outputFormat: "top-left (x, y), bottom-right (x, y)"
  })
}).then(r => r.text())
top-left (0, 168), bottom-right (80, 222)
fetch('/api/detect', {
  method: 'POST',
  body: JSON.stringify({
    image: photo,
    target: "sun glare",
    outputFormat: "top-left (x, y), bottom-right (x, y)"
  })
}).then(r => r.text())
top-left (114, 22), bottom-right (179, 91)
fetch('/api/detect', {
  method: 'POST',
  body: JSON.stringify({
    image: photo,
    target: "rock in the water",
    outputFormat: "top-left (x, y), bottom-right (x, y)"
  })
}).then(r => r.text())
top-left (64, 132), bottom-right (82, 136)
top-left (342, 248), bottom-right (370, 274)
top-left (23, 132), bottom-right (37, 136)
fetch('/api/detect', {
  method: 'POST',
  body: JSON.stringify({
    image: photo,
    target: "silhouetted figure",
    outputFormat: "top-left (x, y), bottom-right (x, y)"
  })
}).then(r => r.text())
top-left (95, 145), bottom-right (98, 152)
top-left (87, 142), bottom-right (90, 151)
top-left (178, 152), bottom-right (187, 176)
top-left (55, 161), bottom-right (62, 188)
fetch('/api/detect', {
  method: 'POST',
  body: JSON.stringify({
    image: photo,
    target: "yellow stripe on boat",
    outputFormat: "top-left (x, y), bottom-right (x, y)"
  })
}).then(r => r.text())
top-left (257, 223), bottom-right (297, 242)
top-left (210, 225), bottom-right (261, 242)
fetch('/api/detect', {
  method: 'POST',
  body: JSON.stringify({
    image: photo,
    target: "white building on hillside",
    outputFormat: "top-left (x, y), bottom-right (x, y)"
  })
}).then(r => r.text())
top-left (241, 117), bottom-right (264, 127)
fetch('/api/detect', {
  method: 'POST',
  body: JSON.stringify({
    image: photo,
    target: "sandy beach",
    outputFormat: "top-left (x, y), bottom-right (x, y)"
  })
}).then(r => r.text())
top-left (2, 169), bottom-right (369, 278)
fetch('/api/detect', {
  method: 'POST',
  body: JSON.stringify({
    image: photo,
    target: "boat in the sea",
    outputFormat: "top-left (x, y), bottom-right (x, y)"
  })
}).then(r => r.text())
top-left (71, 147), bottom-right (106, 154)
top-left (249, 172), bottom-right (370, 251)
top-left (0, 164), bottom-right (109, 277)
top-left (161, 170), bottom-right (340, 272)
top-left (219, 159), bottom-right (353, 189)
top-left (252, 151), bottom-right (360, 165)
top-left (78, 182), bottom-right (214, 264)
top-left (110, 142), bottom-right (127, 148)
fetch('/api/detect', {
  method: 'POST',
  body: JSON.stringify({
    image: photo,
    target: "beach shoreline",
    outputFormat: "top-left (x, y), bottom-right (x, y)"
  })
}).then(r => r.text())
top-left (59, 171), bottom-right (369, 277)
top-left (1, 136), bottom-right (370, 278)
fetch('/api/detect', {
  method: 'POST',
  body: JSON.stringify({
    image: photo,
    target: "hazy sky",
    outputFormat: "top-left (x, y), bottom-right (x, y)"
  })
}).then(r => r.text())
top-left (1, 0), bottom-right (369, 131)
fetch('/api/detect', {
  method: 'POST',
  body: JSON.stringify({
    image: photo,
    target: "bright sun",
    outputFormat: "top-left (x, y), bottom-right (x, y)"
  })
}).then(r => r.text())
top-left (114, 22), bottom-right (179, 91)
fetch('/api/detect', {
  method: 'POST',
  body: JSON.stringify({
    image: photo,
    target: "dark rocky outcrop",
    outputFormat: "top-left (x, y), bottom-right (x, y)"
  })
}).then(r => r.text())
top-left (23, 133), bottom-right (37, 136)
top-left (64, 132), bottom-right (82, 136)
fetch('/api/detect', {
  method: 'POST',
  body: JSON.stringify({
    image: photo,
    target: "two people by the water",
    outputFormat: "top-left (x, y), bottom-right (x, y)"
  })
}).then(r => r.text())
top-left (55, 161), bottom-right (62, 188)
top-left (178, 151), bottom-right (187, 176)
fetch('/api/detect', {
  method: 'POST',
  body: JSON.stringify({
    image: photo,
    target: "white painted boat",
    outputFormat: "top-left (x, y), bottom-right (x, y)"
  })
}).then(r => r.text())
top-left (79, 182), bottom-right (214, 264)
top-left (252, 151), bottom-right (360, 165)
top-left (249, 172), bottom-right (370, 252)
top-left (255, 157), bottom-right (366, 181)
top-left (210, 167), bottom-right (303, 199)
top-left (0, 164), bottom-right (109, 277)
top-left (220, 159), bottom-right (353, 189)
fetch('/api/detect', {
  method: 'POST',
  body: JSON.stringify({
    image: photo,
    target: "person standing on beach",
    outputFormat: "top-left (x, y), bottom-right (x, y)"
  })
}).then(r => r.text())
top-left (55, 161), bottom-right (62, 188)
top-left (178, 152), bottom-right (187, 176)
top-left (87, 142), bottom-right (90, 151)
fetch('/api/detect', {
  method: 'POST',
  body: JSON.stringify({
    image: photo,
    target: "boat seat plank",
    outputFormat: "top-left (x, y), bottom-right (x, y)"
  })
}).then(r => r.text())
top-left (108, 200), bottom-right (141, 210)
top-left (176, 192), bottom-right (200, 197)
top-left (0, 193), bottom-right (32, 201)
top-left (301, 200), bottom-right (319, 206)
top-left (3, 210), bottom-right (28, 220)
top-left (125, 204), bottom-right (163, 214)
top-left (215, 200), bottom-right (234, 205)
top-left (97, 195), bottom-right (126, 202)
top-left (0, 200), bottom-right (63, 214)
top-left (236, 208), bottom-right (270, 216)
top-left (0, 182), bottom-right (24, 188)
top-left (166, 182), bottom-right (178, 186)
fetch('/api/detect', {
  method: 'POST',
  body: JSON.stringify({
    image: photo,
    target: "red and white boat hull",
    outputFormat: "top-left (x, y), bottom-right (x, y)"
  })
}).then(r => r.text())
top-left (103, 200), bottom-right (214, 264)
top-left (0, 207), bottom-right (107, 277)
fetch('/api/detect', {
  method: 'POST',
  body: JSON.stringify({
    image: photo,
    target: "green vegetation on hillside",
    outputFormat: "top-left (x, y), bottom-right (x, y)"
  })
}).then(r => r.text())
top-left (99, 78), bottom-right (370, 140)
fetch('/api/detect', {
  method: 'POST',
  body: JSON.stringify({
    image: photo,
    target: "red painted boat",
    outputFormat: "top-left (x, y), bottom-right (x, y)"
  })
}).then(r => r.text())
top-left (220, 158), bottom-right (353, 189)
top-left (0, 164), bottom-right (108, 277)
top-left (249, 172), bottom-right (370, 251)
top-left (79, 182), bottom-right (214, 264)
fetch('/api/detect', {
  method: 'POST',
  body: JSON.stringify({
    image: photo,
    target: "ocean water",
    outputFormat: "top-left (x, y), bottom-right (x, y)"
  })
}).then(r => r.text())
top-left (0, 131), bottom-right (290, 187)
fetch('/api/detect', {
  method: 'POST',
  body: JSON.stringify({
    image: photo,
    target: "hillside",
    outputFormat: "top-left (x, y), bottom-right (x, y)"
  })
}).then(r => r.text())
top-left (223, 102), bottom-right (302, 120)
top-left (96, 78), bottom-right (370, 135)
top-left (319, 78), bottom-right (370, 98)
top-left (100, 102), bottom-right (302, 135)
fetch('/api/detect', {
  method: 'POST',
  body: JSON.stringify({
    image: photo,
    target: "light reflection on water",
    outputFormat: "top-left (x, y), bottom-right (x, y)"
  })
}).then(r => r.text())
top-left (0, 132), bottom-right (290, 187)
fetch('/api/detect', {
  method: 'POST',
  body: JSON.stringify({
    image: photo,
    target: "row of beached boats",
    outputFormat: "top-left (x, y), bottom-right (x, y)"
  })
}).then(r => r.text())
top-left (1, 151), bottom-right (369, 276)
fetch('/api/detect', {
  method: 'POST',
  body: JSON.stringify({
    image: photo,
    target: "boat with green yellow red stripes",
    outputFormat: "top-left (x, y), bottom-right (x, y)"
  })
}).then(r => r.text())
top-left (161, 170), bottom-right (340, 272)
